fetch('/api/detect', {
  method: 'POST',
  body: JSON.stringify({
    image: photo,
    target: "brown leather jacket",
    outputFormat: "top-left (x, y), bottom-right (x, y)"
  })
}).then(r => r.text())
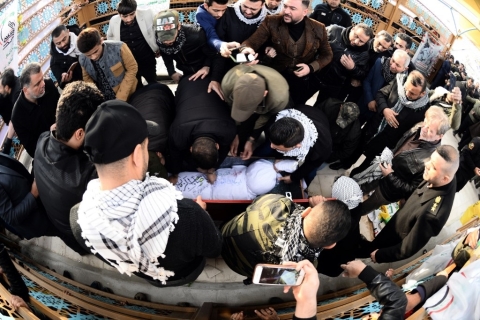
top-left (242, 15), bottom-right (332, 73)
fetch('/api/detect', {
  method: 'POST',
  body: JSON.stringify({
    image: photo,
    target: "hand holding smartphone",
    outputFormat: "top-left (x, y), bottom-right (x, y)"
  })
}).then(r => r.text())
top-left (253, 264), bottom-right (305, 286)
top-left (229, 47), bottom-right (255, 63)
top-left (67, 62), bottom-right (78, 74)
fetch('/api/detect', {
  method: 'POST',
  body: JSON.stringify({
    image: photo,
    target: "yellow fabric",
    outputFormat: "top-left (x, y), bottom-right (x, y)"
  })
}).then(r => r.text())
top-left (460, 201), bottom-right (480, 225)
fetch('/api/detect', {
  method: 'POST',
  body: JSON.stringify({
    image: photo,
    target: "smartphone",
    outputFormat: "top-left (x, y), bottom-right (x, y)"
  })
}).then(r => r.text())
top-left (229, 47), bottom-right (255, 63)
top-left (67, 62), bottom-right (78, 74)
top-left (252, 264), bottom-right (305, 286)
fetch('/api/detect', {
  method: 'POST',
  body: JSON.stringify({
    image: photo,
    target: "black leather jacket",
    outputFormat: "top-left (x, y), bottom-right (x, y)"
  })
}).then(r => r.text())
top-left (379, 125), bottom-right (439, 202)
top-left (359, 266), bottom-right (407, 320)
top-left (318, 25), bottom-right (370, 86)
top-left (158, 24), bottom-right (222, 82)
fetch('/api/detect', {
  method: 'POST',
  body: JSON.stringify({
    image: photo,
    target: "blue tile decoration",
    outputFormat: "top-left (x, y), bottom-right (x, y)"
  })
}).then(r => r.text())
top-left (371, 0), bottom-right (383, 9)
top-left (111, 0), bottom-right (120, 10)
top-left (68, 16), bottom-right (79, 26)
top-left (30, 16), bottom-right (41, 32)
top-left (363, 18), bottom-right (373, 27)
top-left (124, 304), bottom-right (158, 314)
top-left (416, 26), bottom-right (423, 35)
top-left (400, 14), bottom-right (410, 26)
top-left (361, 0), bottom-right (370, 5)
top-left (312, 0), bottom-right (323, 8)
top-left (102, 24), bottom-right (110, 35)
top-left (179, 12), bottom-right (185, 23)
top-left (18, 27), bottom-right (29, 44)
top-left (39, 41), bottom-right (49, 59)
top-left (63, 0), bottom-right (72, 7)
top-left (409, 21), bottom-right (416, 30)
top-left (352, 13), bottom-right (362, 24)
top-left (360, 301), bottom-right (382, 314)
top-left (343, 8), bottom-right (351, 16)
top-left (411, 43), bottom-right (417, 50)
top-left (97, 2), bottom-right (109, 15)
top-left (189, 11), bottom-right (197, 24)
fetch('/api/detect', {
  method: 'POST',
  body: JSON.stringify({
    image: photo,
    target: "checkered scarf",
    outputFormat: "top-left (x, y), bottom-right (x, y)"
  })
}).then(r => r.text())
top-left (274, 205), bottom-right (322, 264)
top-left (77, 175), bottom-right (183, 284)
top-left (352, 147), bottom-right (393, 186)
top-left (275, 109), bottom-right (318, 162)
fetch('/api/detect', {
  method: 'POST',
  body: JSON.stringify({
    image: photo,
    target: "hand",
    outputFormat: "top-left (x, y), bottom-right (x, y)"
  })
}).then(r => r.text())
top-left (474, 167), bottom-right (480, 177)
top-left (255, 307), bottom-right (280, 320)
top-left (278, 175), bottom-right (292, 184)
top-left (189, 66), bottom-right (210, 81)
top-left (230, 135), bottom-right (240, 156)
top-left (241, 139), bottom-right (254, 160)
top-left (50, 123), bottom-right (57, 131)
top-left (220, 41), bottom-right (241, 58)
top-left (61, 71), bottom-right (73, 84)
top-left (465, 229), bottom-right (479, 249)
top-left (265, 47), bottom-right (277, 58)
top-left (370, 249), bottom-right (378, 263)
top-left (168, 174), bottom-right (179, 185)
top-left (206, 172), bottom-right (217, 184)
top-left (309, 195), bottom-right (326, 207)
top-left (208, 81), bottom-right (224, 100)
top-left (195, 195), bottom-right (207, 210)
top-left (447, 87), bottom-right (462, 104)
top-left (282, 260), bottom-right (319, 319)
top-left (367, 100), bottom-right (377, 112)
top-left (9, 295), bottom-right (29, 312)
top-left (156, 152), bottom-right (165, 165)
top-left (171, 72), bottom-right (182, 84)
top-left (230, 311), bottom-right (245, 320)
top-left (351, 79), bottom-right (362, 87)
top-left (383, 108), bottom-right (399, 128)
top-left (340, 260), bottom-right (367, 278)
top-left (341, 54), bottom-right (355, 70)
top-left (379, 162), bottom-right (393, 176)
top-left (31, 180), bottom-right (39, 198)
top-left (294, 63), bottom-right (310, 78)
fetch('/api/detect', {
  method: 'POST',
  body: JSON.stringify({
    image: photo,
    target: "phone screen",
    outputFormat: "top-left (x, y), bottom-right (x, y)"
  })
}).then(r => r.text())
top-left (258, 267), bottom-right (300, 285)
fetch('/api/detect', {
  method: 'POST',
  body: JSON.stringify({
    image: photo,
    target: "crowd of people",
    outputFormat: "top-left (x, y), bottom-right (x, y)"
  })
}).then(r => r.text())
top-left (1, 0), bottom-right (480, 317)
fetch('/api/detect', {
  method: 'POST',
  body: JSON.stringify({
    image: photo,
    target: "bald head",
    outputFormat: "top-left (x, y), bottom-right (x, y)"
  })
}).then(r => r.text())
top-left (303, 200), bottom-right (350, 248)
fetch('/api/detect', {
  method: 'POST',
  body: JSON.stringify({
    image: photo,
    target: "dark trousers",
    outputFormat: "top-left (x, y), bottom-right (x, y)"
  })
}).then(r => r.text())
top-left (455, 167), bottom-right (474, 192)
top-left (457, 116), bottom-right (474, 136)
top-left (361, 184), bottom-right (390, 215)
top-left (281, 71), bottom-right (323, 106)
top-left (136, 55), bottom-right (158, 86)
top-left (458, 131), bottom-right (473, 151)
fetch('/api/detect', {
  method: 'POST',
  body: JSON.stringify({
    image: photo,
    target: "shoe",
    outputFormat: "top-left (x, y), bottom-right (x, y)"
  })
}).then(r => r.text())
top-left (329, 162), bottom-right (347, 170)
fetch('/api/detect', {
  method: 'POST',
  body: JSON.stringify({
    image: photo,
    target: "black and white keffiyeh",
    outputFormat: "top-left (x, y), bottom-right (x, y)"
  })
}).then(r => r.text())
top-left (233, 1), bottom-right (267, 25)
top-left (77, 175), bottom-right (183, 284)
top-left (381, 57), bottom-right (396, 84)
top-left (332, 176), bottom-right (363, 210)
top-left (273, 205), bottom-right (322, 264)
top-left (157, 28), bottom-right (187, 55)
top-left (275, 109), bottom-right (318, 162)
top-left (352, 147), bottom-right (394, 186)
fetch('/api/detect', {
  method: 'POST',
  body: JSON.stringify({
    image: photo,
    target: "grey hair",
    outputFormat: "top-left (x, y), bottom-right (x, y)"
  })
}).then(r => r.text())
top-left (425, 105), bottom-right (450, 135)
top-left (377, 30), bottom-right (393, 43)
top-left (19, 62), bottom-right (42, 88)
top-left (392, 49), bottom-right (411, 68)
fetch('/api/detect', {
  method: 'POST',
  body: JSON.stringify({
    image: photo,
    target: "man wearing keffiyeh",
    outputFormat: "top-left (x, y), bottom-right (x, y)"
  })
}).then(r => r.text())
top-left (76, 100), bottom-right (222, 286)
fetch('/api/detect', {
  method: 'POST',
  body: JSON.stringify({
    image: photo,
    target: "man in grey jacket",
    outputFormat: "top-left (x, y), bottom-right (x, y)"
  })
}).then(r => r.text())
top-left (107, 0), bottom-right (159, 85)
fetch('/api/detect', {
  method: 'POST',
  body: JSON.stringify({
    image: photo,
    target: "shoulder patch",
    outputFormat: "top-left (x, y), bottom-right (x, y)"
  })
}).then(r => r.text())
top-left (431, 196), bottom-right (442, 214)
top-left (469, 142), bottom-right (475, 150)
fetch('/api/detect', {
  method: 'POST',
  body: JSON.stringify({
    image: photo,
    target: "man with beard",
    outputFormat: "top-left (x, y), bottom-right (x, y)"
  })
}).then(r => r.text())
top-left (107, 0), bottom-right (159, 85)
top-left (50, 25), bottom-right (83, 89)
top-left (310, 0), bottom-right (351, 28)
top-left (240, 0), bottom-right (333, 105)
top-left (386, 33), bottom-right (416, 73)
top-left (0, 68), bottom-right (21, 154)
top-left (75, 101), bottom-right (222, 287)
top-left (11, 63), bottom-right (60, 158)
top-left (264, 0), bottom-right (283, 15)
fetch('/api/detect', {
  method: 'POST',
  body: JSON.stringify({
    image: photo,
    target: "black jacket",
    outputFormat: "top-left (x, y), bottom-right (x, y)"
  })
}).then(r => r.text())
top-left (167, 77), bottom-right (236, 174)
top-left (456, 136), bottom-right (480, 191)
top-left (11, 78), bottom-right (59, 157)
top-left (0, 154), bottom-right (52, 239)
top-left (0, 76), bottom-right (20, 124)
top-left (49, 26), bottom-right (83, 89)
top-left (34, 131), bottom-right (97, 235)
top-left (266, 105), bottom-right (332, 183)
top-left (358, 266), bottom-right (407, 320)
top-left (315, 98), bottom-right (360, 163)
top-left (318, 25), bottom-right (370, 86)
top-left (158, 25), bottom-right (223, 82)
top-left (379, 126), bottom-right (439, 202)
top-left (366, 38), bottom-right (389, 70)
top-left (309, 2), bottom-right (352, 28)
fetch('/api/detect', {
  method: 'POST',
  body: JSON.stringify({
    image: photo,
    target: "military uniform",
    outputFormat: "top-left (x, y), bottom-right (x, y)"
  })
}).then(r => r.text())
top-left (456, 137), bottom-right (480, 192)
top-left (358, 178), bottom-right (456, 263)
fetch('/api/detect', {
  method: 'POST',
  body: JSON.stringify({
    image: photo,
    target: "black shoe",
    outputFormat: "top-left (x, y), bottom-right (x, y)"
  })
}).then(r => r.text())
top-left (329, 162), bottom-right (347, 170)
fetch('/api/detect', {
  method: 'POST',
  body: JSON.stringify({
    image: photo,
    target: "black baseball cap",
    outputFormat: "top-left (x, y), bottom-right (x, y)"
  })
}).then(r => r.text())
top-left (84, 100), bottom-right (159, 164)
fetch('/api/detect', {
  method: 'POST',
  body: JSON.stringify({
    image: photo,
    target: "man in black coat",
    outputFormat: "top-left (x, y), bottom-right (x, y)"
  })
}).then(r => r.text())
top-left (360, 106), bottom-right (449, 214)
top-left (11, 62), bottom-right (60, 158)
top-left (260, 105), bottom-right (332, 185)
top-left (358, 145), bottom-right (459, 263)
top-left (50, 24), bottom-right (83, 89)
top-left (34, 81), bottom-right (103, 255)
top-left (0, 153), bottom-right (58, 240)
top-left (314, 99), bottom-right (361, 170)
top-left (316, 23), bottom-right (373, 103)
top-left (167, 77), bottom-right (236, 184)
top-left (456, 137), bottom-right (480, 192)
top-left (309, 0), bottom-right (352, 28)
top-left (349, 71), bottom-right (430, 177)
top-left (0, 68), bottom-right (21, 154)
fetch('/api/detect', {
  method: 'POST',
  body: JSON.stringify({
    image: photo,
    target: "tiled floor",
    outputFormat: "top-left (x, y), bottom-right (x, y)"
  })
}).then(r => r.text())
top-left (15, 83), bottom-right (480, 305)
